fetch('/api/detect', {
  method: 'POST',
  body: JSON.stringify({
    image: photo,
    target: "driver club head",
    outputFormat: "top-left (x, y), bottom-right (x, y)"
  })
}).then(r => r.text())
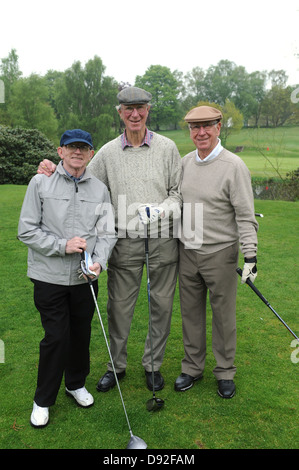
top-left (146, 397), bottom-right (165, 412)
top-left (126, 434), bottom-right (147, 449)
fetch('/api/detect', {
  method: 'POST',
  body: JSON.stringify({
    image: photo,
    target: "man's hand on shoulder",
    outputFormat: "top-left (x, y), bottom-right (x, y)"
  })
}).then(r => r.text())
top-left (37, 159), bottom-right (57, 176)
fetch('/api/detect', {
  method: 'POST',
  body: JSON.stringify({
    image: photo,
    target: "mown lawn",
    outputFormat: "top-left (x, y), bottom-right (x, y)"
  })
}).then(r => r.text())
top-left (0, 185), bottom-right (298, 451)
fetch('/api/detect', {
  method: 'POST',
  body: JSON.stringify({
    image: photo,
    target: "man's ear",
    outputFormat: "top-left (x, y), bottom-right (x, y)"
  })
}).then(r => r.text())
top-left (57, 146), bottom-right (64, 160)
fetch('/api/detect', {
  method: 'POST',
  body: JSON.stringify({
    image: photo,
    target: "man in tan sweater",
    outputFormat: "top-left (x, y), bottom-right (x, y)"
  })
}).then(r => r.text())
top-left (175, 106), bottom-right (258, 398)
top-left (89, 88), bottom-right (182, 393)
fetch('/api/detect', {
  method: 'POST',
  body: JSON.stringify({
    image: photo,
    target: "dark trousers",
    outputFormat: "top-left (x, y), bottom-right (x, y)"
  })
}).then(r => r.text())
top-left (31, 279), bottom-right (98, 407)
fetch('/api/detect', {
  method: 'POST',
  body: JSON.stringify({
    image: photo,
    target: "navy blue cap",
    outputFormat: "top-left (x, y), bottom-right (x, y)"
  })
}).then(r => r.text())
top-left (60, 129), bottom-right (93, 148)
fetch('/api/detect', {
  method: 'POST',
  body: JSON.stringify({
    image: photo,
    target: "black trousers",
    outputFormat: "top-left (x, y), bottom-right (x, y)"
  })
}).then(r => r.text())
top-left (31, 279), bottom-right (98, 407)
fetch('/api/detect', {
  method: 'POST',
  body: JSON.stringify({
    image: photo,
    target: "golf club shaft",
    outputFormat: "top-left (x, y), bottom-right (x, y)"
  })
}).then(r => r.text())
top-left (144, 224), bottom-right (156, 398)
top-left (88, 278), bottom-right (133, 434)
top-left (236, 267), bottom-right (298, 340)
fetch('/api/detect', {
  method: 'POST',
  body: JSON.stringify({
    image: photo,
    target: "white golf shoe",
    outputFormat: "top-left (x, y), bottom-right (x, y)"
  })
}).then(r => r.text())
top-left (30, 401), bottom-right (49, 428)
top-left (65, 386), bottom-right (94, 408)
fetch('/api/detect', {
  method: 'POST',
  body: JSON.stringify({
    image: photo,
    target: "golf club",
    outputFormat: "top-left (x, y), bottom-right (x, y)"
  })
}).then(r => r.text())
top-left (144, 212), bottom-right (165, 412)
top-left (81, 252), bottom-right (147, 449)
top-left (255, 213), bottom-right (264, 217)
top-left (237, 267), bottom-right (298, 340)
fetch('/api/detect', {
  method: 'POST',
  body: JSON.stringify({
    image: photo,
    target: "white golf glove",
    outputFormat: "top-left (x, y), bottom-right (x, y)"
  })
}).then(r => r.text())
top-left (138, 204), bottom-right (165, 225)
top-left (241, 257), bottom-right (257, 284)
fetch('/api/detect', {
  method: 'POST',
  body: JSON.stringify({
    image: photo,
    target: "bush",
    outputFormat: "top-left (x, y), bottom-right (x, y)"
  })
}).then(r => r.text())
top-left (252, 172), bottom-right (299, 202)
top-left (0, 126), bottom-right (60, 184)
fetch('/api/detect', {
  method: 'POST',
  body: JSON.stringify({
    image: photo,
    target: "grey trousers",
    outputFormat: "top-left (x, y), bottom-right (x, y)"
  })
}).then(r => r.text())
top-left (106, 237), bottom-right (178, 372)
top-left (179, 241), bottom-right (239, 380)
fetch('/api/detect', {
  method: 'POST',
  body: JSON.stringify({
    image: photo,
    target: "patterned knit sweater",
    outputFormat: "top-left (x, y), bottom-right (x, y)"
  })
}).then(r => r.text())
top-left (88, 132), bottom-right (182, 237)
top-left (179, 148), bottom-right (258, 256)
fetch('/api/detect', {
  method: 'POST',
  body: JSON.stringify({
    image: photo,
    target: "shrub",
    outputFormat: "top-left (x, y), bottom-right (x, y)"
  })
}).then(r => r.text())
top-left (0, 126), bottom-right (59, 184)
top-left (252, 172), bottom-right (299, 202)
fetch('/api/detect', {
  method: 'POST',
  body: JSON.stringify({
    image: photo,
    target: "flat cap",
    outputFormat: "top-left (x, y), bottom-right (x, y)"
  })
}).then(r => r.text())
top-left (184, 106), bottom-right (222, 123)
top-left (117, 86), bottom-right (152, 105)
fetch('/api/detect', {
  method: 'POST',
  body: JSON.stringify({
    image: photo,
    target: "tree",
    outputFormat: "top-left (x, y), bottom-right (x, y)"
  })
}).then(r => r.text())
top-left (7, 74), bottom-right (58, 141)
top-left (220, 99), bottom-right (244, 147)
top-left (0, 48), bottom-right (22, 125)
top-left (182, 61), bottom-right (269, 127)
top-left (268, 69), bottom-right (288, 87)
top-left (203, 60), bottom-right (237, 105)
top-left (246, 71), bottom-right (267, 126)
top-left (261, 85), bottom-right (295, 127)
top-left (53, 56), bottom-right (119, 148)
top-left (135, 65), bottom-right (181, 130)
top-left (184, 66), bottom-right (206, 101)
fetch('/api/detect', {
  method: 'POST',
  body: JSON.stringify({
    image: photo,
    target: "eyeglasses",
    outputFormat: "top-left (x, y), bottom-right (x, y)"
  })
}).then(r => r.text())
top-left (64, 144), bottom-right (91, 153)
top-left (189, 121), bottom-right (219, 132)
top-left (122, 104), bottom-right (148, 115)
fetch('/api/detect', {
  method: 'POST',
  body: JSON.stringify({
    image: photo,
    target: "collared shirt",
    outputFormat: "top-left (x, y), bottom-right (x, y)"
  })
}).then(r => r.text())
top-left (121, 128), bottom-right (154, 150)
top-left (195, 138), bottom-right (223, 163)
top-left (62, 162), bottom-right (85, 183)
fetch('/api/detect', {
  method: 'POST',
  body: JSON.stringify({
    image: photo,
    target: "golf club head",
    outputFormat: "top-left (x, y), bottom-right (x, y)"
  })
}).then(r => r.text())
top-left (126, 434), bottom-right (147, 449)
top-left (146, 397), bottom-right (165, 412)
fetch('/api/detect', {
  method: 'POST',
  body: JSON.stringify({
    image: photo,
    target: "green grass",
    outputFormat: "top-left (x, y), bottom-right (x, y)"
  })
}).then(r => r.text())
top-left (0, 185), bottom-right (298, 450)
top-left (159, 127), bottom-right (299, 178)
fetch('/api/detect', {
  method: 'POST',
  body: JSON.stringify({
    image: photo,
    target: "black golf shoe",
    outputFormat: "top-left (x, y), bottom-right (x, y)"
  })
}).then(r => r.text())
top-left (145, 371), bottom-right (164, 391)
top-left (96, 370), bottom-right (126, 392)
top-left (217, 380), bottom-right (236, 398)
top-left (174, 373), bottom-right (203, 392)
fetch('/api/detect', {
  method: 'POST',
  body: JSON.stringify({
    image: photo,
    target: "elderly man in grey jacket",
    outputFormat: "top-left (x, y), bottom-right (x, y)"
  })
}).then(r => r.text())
top-left (18, 129), bottom-right (117, 428)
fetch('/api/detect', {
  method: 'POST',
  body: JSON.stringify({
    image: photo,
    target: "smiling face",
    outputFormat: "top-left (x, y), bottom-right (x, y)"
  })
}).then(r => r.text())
top-left (189, 121), bottom-right (222, 159)
top-left (57, 142), bottom-right (94, 177)
top-left (118, 103), bottom-right (150, 134)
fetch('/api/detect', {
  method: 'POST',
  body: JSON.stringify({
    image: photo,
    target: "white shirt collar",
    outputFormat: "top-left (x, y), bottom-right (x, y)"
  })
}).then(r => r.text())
top-left (196, 138), bottom-right (223, 163)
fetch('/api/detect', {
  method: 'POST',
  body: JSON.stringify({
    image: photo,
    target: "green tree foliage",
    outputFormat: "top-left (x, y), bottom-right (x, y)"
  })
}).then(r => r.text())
top-left (7, 74), bottom-right (58, 141)
top-left (0, 48), bottom-right (22, 125)
top-left (53, 56), bottom-right (119, 149)
top-left (0, 126), bottom-right (59, 184)
top-left (261, 85), bottom-right (296, 127)
top-left (183, 60), bottom-right (267, 125)
top-left (135, 65), bottom-right (181, 130)
top-left (0, 49), bottom-right (298, 152)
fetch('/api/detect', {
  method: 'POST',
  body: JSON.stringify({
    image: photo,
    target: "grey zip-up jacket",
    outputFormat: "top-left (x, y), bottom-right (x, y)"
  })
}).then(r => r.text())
top-left (18, 161), bottom-right (117, 285)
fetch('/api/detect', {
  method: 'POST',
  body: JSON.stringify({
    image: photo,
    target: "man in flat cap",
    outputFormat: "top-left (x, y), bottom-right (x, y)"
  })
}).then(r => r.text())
top-left (38, 88), bottom-right (182, 393)
top-left (175, 105), bottom-right (258, 398)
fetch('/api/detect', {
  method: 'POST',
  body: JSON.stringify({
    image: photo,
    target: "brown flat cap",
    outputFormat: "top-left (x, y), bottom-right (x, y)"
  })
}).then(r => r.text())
top-left (117, 86), bottom-right (152, 105)
top-left (184, 106), bottom-right (222, 123)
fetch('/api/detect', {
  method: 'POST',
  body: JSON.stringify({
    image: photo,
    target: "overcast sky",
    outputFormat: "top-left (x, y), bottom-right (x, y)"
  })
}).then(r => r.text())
top-left (1, 0), bottom-right (298, 86)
